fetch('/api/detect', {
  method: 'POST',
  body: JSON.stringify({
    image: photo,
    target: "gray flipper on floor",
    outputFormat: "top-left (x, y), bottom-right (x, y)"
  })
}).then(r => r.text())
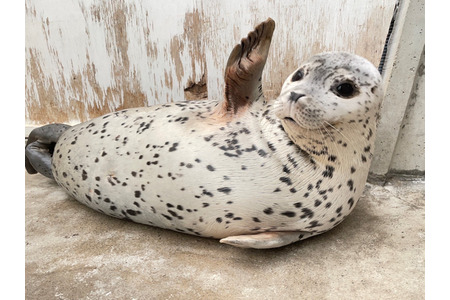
top-left (25, 124), bottom-right (71, 179)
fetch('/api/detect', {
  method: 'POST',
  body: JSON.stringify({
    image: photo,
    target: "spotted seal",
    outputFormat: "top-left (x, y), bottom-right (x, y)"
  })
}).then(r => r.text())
top-left (25, 18), bottom-right (383, 249)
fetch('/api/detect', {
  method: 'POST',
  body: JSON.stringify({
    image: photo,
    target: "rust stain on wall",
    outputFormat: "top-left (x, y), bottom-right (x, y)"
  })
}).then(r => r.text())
top-left (26, 49), bottom-right (68, 123)
top-left (169, 37), bottom-right (185, 85)
top-left (183, 8), bottom-right (208, 90)
top-left (90, 1), bottom-right (147, 111)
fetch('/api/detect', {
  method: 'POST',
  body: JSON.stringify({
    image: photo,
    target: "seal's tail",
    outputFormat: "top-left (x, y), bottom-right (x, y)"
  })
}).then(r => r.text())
top-left (25, 124), bottom-right (72, 180)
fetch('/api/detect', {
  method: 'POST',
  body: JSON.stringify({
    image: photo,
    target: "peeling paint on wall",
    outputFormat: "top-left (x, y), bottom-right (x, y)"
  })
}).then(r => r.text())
top-left (25, 0), bottom-right (396, 124)
top-left (184, 73), bottom-right (208, 100)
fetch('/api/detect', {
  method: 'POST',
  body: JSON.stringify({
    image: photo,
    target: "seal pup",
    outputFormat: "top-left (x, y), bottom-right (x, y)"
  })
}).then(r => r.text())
top-left (25, 18), bottom-right (383, 249)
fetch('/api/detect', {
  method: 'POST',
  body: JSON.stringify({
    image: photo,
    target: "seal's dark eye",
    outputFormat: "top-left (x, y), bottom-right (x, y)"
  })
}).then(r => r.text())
top-left (333, 82), bottom-right (358, 98)
top-left (291, 69), bottom-right (304, 82)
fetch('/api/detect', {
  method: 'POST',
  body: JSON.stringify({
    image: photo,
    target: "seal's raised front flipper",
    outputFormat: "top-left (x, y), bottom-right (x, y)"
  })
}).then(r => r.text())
top-left (220, 231), bottom-right (312, 249)
top-left (25, 124), bottom-right (71, 179)
top-left (216, 18), bottom-right (275, 117)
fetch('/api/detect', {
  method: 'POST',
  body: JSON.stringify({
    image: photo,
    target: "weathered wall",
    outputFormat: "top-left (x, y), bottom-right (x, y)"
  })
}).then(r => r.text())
top-left (25, 0), bottom-right (396, 125)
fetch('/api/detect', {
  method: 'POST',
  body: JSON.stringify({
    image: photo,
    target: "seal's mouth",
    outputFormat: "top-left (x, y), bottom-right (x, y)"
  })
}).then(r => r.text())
top-left (283, 116), bottom-right (339, 132)
top-left (283, 117), bottom-right (296, 123)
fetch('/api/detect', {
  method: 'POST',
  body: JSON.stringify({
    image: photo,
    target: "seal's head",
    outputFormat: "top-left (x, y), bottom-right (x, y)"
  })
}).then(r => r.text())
top-left (274, 52), bottom-right (383, 131)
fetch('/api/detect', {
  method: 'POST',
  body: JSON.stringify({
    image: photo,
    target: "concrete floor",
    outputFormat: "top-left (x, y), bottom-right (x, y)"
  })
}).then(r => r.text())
top-left (25, 172), bottom-right (424, 300)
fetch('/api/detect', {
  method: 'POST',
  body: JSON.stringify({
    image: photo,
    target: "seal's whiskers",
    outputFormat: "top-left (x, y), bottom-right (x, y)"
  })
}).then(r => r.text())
top-left (323, 121), bottom-right (351, 143)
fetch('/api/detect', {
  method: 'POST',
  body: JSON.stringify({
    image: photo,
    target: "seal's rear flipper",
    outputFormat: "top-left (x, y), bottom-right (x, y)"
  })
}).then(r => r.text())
top-left (25, 124), bottom-right (71, 179)
top-left (220, 231), bottom-right (312, 249)
top-left (216, 18), bottom-right (275, 117)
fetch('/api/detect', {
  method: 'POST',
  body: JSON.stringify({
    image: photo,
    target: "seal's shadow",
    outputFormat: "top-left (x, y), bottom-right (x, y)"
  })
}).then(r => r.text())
top-left (222, 195), bottom-right (381, 263)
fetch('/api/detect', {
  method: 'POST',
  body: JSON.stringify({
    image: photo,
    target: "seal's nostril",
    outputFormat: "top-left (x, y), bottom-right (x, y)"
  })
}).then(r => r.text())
top-left (289, 92), bottom-right (305, 102)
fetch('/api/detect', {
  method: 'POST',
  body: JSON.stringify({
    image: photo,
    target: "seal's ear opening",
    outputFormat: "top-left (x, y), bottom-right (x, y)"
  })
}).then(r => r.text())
top-left (216, 18), bottom-right (275, 118)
